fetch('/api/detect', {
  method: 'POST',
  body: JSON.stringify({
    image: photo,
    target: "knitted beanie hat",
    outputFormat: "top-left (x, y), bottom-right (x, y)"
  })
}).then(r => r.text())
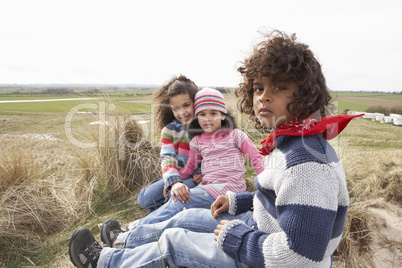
top-left (194, 87), bottom-right (227, 115)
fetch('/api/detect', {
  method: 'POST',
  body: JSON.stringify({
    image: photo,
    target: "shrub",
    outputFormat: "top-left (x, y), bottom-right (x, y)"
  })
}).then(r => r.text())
top-left (366, 105), bottom-right (402, 115)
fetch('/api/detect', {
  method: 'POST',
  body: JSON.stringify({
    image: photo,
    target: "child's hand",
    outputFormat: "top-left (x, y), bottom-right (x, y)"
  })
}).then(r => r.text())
top-left (163, 186), bottom-right (168, 200)
top-left (193, 174), bottom-right (203, 185)
top-left (171, 182), bottom-right (190, 203)
top-left (210, 195), bottom-right (229, 218)
top-left (214, 220), bottom-right (230, 241)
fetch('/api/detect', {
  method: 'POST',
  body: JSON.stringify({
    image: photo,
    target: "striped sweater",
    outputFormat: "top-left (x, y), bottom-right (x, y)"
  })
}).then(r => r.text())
top-left (160, 120), bottom-right (191, 189)
top-left (217, 134), bottom-right (349, 267)
top-left (179, 128), bottom-right (264, 198)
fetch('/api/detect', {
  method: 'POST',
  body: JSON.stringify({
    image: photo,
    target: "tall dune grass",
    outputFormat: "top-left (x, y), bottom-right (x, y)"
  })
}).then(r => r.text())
top-left (0, 148), bottom-right (81, 265)
top-left (74, 110), bottom-right (161, 209)
top-left (332, 123), bottom-right (402, 267)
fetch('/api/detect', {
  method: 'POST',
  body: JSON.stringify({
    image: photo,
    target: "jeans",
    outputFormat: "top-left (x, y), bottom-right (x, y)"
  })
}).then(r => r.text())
top-left (136, 186), bottom-right (215, 226)
top-left (98, 208), bottom-right (253, 268)
top-left (137, 177), bottom-right (197, 211)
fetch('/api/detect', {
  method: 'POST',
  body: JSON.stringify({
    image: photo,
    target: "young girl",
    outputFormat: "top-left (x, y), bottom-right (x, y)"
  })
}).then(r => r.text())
top-left (69, 30), bottom-right (361, 268)
top-left (177, 87), bottom-right (265, 202)
top-left (99, 87), bottom-right (264, 247)
top-left (136, 75), bottom-right (201, 212)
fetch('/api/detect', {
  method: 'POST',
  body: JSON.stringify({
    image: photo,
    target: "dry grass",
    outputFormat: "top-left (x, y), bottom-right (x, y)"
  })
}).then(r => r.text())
top-left (0, 147), bottom-right (82, 265)
top-left (332, 118), bottom-right (402, 267)
top-left (75, 111), bottom-right (161, 198)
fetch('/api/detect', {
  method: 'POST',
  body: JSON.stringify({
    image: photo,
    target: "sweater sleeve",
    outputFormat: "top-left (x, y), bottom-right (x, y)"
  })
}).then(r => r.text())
top-left (236, 130), bottom-right (265, 175)
top-left (160, 126), bottom-right (182, 189)
top-left (218, 162), bottom-right (345, 267)
top-left (227, 191), bottom-right (255, 215)
top-left (217, 220), bottom-right (269, 267)
top-left (178, 138), bottom-right (202, 180)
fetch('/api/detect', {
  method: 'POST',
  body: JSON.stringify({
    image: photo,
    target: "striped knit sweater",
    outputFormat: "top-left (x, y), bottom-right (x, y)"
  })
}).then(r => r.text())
top-left (160, 120), bottom-right (191, 189)
top-left (217, 134), bottom-right (349, 267)
top-left (179, 128), bottom-right (264, 198)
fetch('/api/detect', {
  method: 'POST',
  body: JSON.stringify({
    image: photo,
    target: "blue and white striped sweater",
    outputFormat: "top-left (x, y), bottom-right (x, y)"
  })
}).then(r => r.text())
top-left (219, 134), bottom-right (348, 267)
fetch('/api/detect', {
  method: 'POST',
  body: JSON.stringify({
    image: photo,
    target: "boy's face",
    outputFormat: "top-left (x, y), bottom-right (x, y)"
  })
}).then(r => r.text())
top-left (170, 93), bottom-right (194, 125)
top-left (253, 76), bottom-right (298, 128)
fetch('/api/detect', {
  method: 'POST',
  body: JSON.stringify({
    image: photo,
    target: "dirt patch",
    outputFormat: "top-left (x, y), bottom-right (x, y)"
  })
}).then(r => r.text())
top-left (368, 200), bottom-right (402, 267)
top-left (338, 97), bottom-right (402, 108)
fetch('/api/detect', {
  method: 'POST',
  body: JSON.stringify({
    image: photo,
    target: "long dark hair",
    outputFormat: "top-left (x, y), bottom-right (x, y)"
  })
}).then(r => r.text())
top-left (152, 75), bottom-right (199, 132)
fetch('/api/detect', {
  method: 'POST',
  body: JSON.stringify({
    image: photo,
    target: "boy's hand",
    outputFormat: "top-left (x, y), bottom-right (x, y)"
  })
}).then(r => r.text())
top-left (171, 182), bottom-right (190, 203)
top-left (193, 174), bottom-right (203, 185)
top-left (214, 220), bottom-right (230, 241)
top-left (211, 195), bottom-right (229, 218)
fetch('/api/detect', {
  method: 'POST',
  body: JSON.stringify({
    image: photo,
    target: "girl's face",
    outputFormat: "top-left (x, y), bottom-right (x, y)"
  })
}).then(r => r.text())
top-left (197, 109), bottom-right (225, 133)
top-left (169, 93), bottom-right (194, 125)
top-left (253, 76), bottom-right (298, 128)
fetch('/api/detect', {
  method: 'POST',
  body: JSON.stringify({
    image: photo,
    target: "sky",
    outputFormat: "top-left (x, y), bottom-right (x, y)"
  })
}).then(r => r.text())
top-left (0, 0), bottom-right (401, 92)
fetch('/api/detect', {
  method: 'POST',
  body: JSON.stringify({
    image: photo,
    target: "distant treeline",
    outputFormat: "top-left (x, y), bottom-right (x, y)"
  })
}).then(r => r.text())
top-left (335, 90), bottom-right (402, 94)
top-left (0, 87), bottom-right (154, 95)
top-left (1, 88), bottom-right (77, 95)
top-left (215, 87), bottom-right (233, 94)
top-left (0, 86), bottom-right (234, 95)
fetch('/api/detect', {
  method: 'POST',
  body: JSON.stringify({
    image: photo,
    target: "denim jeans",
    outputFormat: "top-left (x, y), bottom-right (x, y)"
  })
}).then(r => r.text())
top-left (98, 208), bottom-right (253, 268)
top-left (137, 177), bottom-right (197, 211)
top-left (136, 186), bottom-right (215, 226)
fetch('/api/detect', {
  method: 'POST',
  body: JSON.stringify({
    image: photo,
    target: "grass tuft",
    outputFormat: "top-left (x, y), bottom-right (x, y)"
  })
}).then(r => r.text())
top-left (0, 148), bottom-right (81, 265)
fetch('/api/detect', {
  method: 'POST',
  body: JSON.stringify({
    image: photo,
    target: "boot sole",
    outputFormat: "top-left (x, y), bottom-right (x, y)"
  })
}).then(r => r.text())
top-left (100, 222), bottom-right (113, 247)
top-left (69, 227), bottom-right (86, 268)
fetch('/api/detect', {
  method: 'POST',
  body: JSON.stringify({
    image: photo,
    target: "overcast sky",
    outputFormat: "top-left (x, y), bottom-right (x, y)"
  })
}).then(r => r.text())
top-left (1, 0), bottom-right (401, 92)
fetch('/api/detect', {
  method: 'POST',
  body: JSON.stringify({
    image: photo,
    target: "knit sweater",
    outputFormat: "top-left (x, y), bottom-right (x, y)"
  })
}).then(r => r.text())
top-left (179, 128), bottom-right (264, 199)
top-left (160, 120), bottom-right (191, 189)
top-left (217, 134), bottom-right (349, 267)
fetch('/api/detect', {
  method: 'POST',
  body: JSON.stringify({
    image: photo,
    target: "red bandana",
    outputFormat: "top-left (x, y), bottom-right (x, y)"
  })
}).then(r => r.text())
top-left (259, 113), bottom-right (364, 156)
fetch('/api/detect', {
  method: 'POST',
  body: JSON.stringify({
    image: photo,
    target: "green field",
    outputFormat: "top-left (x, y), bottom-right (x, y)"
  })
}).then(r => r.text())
top-left (0, 99), bottom-right (150, 113)
top-left (333, 99), bottom-right (370, 113)
top-left (330, 91), bottom-right (402, 113)
top-left (0, 89), bottom-right (153, 113)
top-left (333, 91), bottom-right (402, 99)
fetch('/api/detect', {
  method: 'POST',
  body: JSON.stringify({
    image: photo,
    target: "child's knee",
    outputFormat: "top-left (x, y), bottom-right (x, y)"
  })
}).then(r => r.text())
top-left (137, 190), bottom-right (148, 208)
top-left (137, 190), bottom-right (159, 209)
top-left (160, 228), bottom-right (183, 243)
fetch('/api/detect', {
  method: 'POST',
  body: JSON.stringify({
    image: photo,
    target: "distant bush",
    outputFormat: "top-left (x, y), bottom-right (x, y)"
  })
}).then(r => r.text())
top-left (389, 106), bottom-right (402, 114)
top-left (366, 106), bottom-right (402, 115)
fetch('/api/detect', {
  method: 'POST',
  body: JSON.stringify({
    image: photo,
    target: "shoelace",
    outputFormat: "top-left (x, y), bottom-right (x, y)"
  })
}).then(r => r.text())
top-left (84, 241), bottom-right (102, 260)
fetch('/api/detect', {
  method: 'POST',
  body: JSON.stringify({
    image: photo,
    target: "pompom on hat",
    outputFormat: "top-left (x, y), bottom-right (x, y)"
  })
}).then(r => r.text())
top-left (194, 87), bottom-right (227, 115)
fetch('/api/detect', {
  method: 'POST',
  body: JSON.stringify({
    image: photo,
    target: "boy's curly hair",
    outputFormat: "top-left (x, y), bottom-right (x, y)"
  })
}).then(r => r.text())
top-left (152, 75), bottom-right (199, 132)
top-left (235, 30), bottom-right (332, 129)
